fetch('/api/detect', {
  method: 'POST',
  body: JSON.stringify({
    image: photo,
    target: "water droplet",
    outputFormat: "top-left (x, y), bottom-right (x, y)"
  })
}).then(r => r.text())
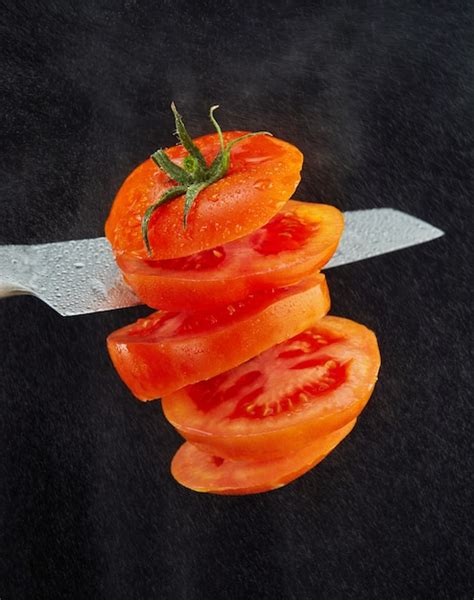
top-left (253, 178), bottom-right (271, 191)
top-left (74, 262), bottom-right (84, 269)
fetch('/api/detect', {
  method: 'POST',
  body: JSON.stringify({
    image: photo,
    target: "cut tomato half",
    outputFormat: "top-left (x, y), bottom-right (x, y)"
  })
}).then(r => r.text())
top-left (162, 316), bottom-right (380, 460)
top-left (105, 131), bottom-right (303, 260)
top-left (107, 274), bottom-right (330, 400)
top-left (118, 200), bottom-right (343, 310)
top-left (171, 419), bottom-right (356, 495)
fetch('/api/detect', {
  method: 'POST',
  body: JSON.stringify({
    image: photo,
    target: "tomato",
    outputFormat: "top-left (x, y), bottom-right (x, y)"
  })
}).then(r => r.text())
top-left (105, 131), bottom-right (303, 260)
top-left (171, 420), bottom-right (356, 495)
top-left (117, 201), bottom-right (343, 310)
top-left (107, 274), bottom-right (330, 400)
top-left (162, 316), bottom-right (380, 460)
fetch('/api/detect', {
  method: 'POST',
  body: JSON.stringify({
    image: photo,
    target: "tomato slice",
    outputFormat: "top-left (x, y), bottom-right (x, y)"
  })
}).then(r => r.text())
top-left (118, 200), bottom-right (343, 310)
top-left (171, 420), bottom-right (356, 495)
top-left (105, 131), bottom-right (303, 260)
top-left (162, 316), bottom-right (380, 460)
top-left (107, 274), bottom-right (330, 400)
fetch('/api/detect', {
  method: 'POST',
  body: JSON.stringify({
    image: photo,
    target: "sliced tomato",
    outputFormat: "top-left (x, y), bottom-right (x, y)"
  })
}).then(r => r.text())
top-left (107, 274), bottom-right (330, 400)
top-left (162, 316), bottom-right (380, 460)
top-left (118, 200), bottom-right (343, 310)
top-left (105, 131), bottom-right (303, 260)
top-left (171, 420), bottom-right (356, 495)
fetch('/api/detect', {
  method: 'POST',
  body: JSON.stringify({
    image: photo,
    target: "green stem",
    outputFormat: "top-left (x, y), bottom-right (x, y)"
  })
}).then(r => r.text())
top-left (141, 185), bottom-right (187, 255)
top-left (143, 104), bottom-right (272, 255)
top-left (183, 182), bottom-right (209, 227)
top-left (151, 149), bottom-right (190, 185)
top-left (209, 105), bottom-right (225, 152)
top-left (171, 102), bottom-right (208, 172)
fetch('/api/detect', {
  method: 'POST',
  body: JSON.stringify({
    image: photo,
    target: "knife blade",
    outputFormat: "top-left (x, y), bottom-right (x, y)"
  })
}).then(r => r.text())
top-left (0, 208), bottom-right (443, 316)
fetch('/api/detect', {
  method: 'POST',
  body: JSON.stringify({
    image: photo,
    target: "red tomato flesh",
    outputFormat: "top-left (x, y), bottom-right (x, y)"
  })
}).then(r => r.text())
top-left (171, 419), bottom-right (356, 495)
top-left (105, 132), bottom-right (303, 260)
top-left (118, 200), bottom-right (343, 310)
top-left (162, 316), bottom-right (380, 460)
top-left (107, 274), bottom-right (330, 400)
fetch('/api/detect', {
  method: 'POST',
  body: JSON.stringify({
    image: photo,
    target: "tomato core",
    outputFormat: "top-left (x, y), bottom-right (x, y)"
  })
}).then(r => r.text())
top-left (188, 329), bottom-right (347, 420)
top-left (250, 212), bottom-right (317, 255)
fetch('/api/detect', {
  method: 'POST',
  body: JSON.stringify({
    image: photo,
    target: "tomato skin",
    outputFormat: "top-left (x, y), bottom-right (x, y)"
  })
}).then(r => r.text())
top-left (118, 201), bottom-right (344, 311)
top-left (107, 274), bottom-right (330, 400)
top-left (105, 131), bottom-right (303, 260)
top-left (162, 316), bottom-right (380, 460)
top-left (171, 420), bottom-right (356, 495)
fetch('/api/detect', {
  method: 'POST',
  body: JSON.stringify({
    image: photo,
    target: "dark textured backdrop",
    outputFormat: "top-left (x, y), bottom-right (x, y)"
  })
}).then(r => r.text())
top-left (0, 1), bottom-right (472, 599)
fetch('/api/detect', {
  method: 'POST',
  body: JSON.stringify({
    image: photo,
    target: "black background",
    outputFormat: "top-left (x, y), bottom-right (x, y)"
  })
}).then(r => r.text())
top-left (0, 1), bottom-right (472, 598)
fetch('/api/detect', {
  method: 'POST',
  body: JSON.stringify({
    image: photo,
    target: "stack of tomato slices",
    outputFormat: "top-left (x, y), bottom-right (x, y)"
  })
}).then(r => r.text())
top-left (106, 128), bottom-right (381, 495)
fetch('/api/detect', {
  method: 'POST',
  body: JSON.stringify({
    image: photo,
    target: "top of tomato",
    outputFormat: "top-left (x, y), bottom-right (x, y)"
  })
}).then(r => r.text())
top-left (105, 106), bottom-right (303, 260)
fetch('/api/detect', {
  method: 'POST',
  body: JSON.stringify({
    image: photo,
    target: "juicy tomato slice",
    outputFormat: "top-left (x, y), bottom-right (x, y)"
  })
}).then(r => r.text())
top-left (162, 316), bottom-right (380, 460)
top-left (107, 274), bottom-right (330, 400)
top-left (118, 200), bottom-right (344, 311)
top-left (105, 131), bottom-right (303, 260)
top-left (171, 420), bottom-right (356, 495)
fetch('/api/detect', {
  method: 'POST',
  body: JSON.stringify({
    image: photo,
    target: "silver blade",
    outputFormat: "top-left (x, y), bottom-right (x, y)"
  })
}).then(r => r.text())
top-left (0, 209), bottom-right (443, 316)
top-left (0, 238), bottom-right (140, 316)
top-left (325, 208), bottom-right (444, 269)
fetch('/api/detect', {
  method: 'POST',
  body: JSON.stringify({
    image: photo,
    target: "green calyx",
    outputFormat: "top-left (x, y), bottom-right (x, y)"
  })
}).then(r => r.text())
top-left (142, 102), bottom-right (271, 255)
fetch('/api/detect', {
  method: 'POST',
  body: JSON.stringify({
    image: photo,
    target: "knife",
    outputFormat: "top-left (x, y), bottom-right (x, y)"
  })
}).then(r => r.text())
top-left (0, 209), bottom-right (443, 316)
